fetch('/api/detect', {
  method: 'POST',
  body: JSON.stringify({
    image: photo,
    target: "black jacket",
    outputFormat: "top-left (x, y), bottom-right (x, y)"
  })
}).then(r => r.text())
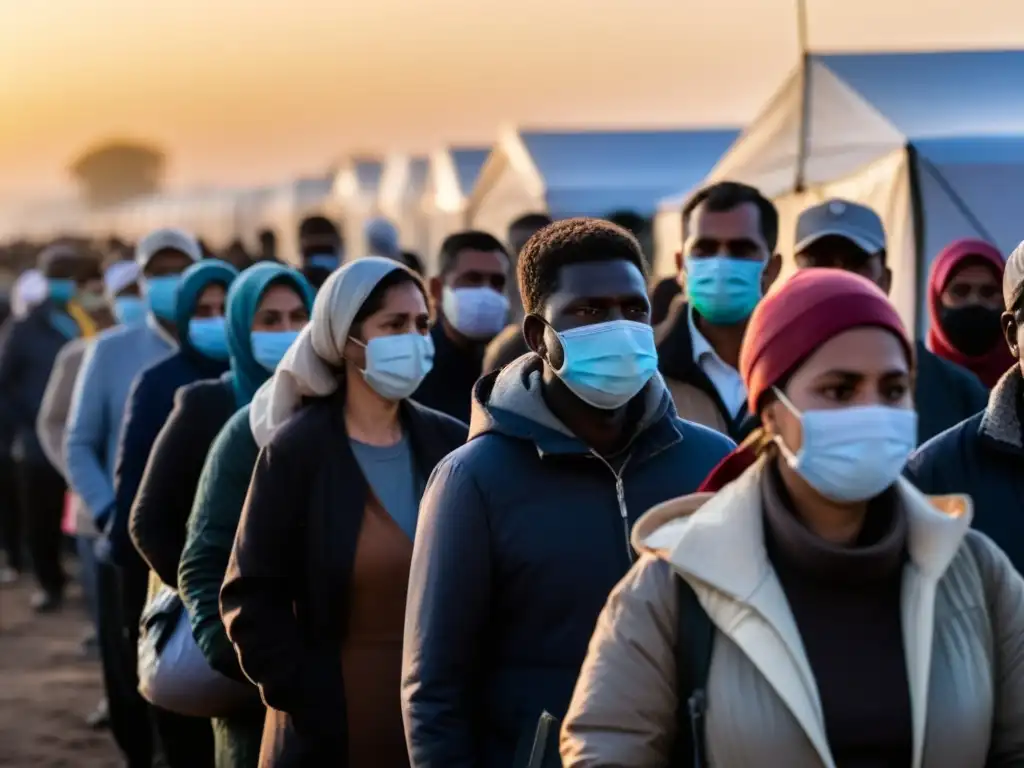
top-left (221, 394), bottom-right (467, 767)
top-left (129, 378), bottom-right (235, 587)
top-left (905, 367), bottom-right (1024, 570)
top-left (412, 322), bottom-right (485, 424)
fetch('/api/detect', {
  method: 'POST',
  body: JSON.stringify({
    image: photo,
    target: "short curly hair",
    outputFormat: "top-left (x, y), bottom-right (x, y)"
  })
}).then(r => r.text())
top-left (517, 218), bottom-right (648, 315)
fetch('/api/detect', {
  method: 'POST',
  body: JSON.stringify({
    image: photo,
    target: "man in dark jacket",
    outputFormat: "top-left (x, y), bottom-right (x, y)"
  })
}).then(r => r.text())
top-left (656, 181), bottom-right (781, 442)
top-left (793, 199), bottom-right (987, 444)
top-left (0, 245), bottom-right (100, 610)
top-left (905, 241), bottom-right (1024, 570)
top-left (413, 231), bottom-right (511, 422)
top-left (401, 218), bottom-right (735, 768)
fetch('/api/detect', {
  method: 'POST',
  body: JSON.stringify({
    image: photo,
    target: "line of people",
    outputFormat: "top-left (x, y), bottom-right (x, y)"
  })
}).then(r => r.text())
top-left (0, 178), bottom-right (1021, 768)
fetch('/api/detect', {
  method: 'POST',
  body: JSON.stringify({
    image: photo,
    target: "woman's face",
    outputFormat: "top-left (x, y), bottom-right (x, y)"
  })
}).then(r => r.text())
top-left (356, 282), bottom-right (430, 344)
top-left (252, 284), bottom-right (309, 332)
top-left (940, 261), bottom-right (1001, 311)
top-left (763, 327), bottom-right (912, 454)
top-left (193, 283), bottom-right (227, 318)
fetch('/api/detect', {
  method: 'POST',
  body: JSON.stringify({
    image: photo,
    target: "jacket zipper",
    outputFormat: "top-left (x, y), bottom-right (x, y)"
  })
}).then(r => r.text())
top-left (590, 451), bottom-right (635, 564)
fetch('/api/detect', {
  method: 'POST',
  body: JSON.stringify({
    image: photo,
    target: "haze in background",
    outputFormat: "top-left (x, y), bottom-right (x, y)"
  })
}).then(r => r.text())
top-left (0, 0), bottom-right (1020, 201)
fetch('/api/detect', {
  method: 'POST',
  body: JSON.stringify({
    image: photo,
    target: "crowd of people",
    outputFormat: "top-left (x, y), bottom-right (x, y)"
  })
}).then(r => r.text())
top-left (0, 179), bottom-right (1022, 768)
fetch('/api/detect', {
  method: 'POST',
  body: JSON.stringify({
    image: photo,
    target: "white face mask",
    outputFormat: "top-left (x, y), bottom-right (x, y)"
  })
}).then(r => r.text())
top-left (441, 286), bottom-right (509, 340)
top-left (351, 332), bottom-right (435, 401)
top-left (771, 387), bottom-right (917, 503)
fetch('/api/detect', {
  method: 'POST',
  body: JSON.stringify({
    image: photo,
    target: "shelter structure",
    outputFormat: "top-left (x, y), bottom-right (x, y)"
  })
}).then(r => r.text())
top-left (466, 126), bottom-right (738, 259)
top-left (333, 156), bottom-right (386, 260)
top-left (379, 154), bottom-right (431, 261)
top-left (656, 49), bottom-right (1024, 336)
top-left (419, 146), bottom-right (490, 269)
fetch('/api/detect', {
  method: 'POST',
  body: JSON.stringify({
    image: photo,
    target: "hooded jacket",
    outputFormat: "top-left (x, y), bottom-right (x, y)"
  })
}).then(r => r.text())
top-left (560, 460), bottom-right (1024, 768)
top-left (401, 354), bottom-right (735, 768)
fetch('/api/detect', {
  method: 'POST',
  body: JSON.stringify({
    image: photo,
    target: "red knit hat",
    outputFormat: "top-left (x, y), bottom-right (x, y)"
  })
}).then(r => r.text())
top-left (740, 268), bottom-right (912, 415)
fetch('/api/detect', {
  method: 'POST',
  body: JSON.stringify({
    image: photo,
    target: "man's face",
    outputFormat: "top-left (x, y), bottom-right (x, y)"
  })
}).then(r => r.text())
top-left (677, 201), bottom-right (779, 292)
top-left (144, 249), bottom-right (193, 278)
top-left (796, 235), bottom-right (891, 293)
top-left (526, 260), bottom-right (650, 370)
top-left (1002, 303), bottom-right (1024, 374)
top-left (300, 237), bottom-right (340, 260)
top-left (445, 249), bottom-right (508, 293)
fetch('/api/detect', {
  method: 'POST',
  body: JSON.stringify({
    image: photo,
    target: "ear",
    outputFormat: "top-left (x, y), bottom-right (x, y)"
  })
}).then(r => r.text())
top-left (879, 267), bottom-right (893, 296)
top-left (674, 250), bottom-right (684, 274)
top-left (762, 252), bottom-right (783, 293)
top-left (428, 276), bottom-right (443, 310)
top-left (1003, 311), bottom-right (1019, 357)
top-left (760, 400), bottom-right (779, 438)
top-left (522, 314), bottom-right (546, 357)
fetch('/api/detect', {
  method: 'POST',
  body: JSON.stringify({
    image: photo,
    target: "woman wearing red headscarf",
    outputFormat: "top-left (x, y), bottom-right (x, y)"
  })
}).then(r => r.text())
top-left (560, 269), bottom-right (1024, 768)
top-left (927, 238), bottom-right (1013, 388)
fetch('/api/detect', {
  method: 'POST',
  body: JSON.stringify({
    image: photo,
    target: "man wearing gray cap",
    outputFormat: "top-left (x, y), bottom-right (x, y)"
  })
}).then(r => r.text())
top-left (794, 199), bottom-right (986, 444)
top-left (906, 240), bottom-right (1024, 571)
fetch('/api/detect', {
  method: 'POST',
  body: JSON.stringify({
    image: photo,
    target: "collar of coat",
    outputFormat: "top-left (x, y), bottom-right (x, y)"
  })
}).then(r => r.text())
top-left (979, 365), bottom-right (1024, 451)
top-left (631, 457), bottom-right (972, 768)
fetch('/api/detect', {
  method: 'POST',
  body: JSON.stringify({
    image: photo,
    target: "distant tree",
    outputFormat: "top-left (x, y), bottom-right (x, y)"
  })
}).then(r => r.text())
top-left (68, 140), bottom-right (166, 206)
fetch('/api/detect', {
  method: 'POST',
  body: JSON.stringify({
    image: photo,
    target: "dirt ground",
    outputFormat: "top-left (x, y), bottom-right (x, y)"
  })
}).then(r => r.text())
top-left (0, 578), bottom-right (120, 767)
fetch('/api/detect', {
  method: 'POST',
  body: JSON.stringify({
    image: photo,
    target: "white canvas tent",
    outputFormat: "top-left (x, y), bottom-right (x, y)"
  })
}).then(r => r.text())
top-left (332, 156), bottom-right (386, 260)
top-left (379, 154), bottom-right (430, 261)
top-left (419, 146), bottom-right (490, 271)
top-left (656, 49), bottom-right (1024, 337)
top-left (466, 126), bottom-right (738, 253)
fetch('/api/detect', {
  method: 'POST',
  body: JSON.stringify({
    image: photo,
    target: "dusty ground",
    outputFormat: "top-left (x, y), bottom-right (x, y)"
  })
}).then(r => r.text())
top-left (0, 578), bottom-right (120, 767)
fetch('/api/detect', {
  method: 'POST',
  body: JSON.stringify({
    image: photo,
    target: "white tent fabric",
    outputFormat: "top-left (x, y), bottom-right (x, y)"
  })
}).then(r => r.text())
top-left (655, 50), bottom-right (1024, 339)
top-left (332, 157), bottom-right (386, 260)
top-left (378, 154), bottom-right (430, 261)
top-left (419, 146), bottom-right (489, 272)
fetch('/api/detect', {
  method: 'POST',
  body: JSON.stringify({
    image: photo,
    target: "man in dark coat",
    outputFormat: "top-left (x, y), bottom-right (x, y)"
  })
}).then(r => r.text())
top-left (905, 240), bottom-right (1024, 571)
top-left (412, 231), bottom-right (511, 422)
top-left (793, 199), bottom-right (987, 444)
top-left (401, 218), bottom-right (735, 768)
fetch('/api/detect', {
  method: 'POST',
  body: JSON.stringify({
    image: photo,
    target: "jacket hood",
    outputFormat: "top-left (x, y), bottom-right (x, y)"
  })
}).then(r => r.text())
top-left (467, 352), bottom-right (675, 454)
top-left (632, 457), bottom-right (972, 598)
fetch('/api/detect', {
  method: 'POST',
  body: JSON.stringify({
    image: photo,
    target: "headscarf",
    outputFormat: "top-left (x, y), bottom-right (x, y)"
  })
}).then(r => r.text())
top-left (926, 238), bottom-right (1012, 388)
top-left (249, 256), bottom-right (409, 447)
top-left (225, 262), bottom-right (314, 408)
top-left (104, 260), bottom-right (141, 299)
top-left (174, 260), bottom-right (238, 370)
top-left (12, 270), bottom-right (47, 319)
top-left (700, 268), bottom-right (911, 492)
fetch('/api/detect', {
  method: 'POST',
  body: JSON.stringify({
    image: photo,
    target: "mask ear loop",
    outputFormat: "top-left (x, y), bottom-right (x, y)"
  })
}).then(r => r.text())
top-left (769, 386), bottom-right (802, 466)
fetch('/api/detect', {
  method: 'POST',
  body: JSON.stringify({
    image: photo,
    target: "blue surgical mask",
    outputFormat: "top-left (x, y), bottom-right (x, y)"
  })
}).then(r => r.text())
top-left (306, 253), bottom-right (339, 271)
top-left (549, 319), bottom-right (658, 410)
top-left (113, 296), bottom-right (147, 327)
top-left (441, 286), bottom-right (509, 340)
top-left (143, 275), bottom-right (181, 322)
top-left (351, 332), bottom-right (434, 401)
top-left (251, 330), bottom-right (300, 372)
top-left (188, 317), bottom-right (229, 360)
top-left (772, 387), bottom-right (917, 503)
top-left (48, 279), bottom-right (76, 304)
top-left (685, 255), bottom-right (765, 325)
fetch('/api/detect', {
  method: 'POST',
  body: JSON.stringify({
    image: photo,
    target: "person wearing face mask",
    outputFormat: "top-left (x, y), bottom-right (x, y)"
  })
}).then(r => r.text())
top-left (925, 238), bottom-right (1013, 389)
top-left (0, 244), bottom-right (100, 611)
top-left (176, 264), bottom-right (315, 767)
top-left (401, 219), bottom-right (734, 768)
top-left (656, 181), bottom-right (781, 441)
top-left (411, 231), bottom-right (510, 422)
top-left (560, 268), bottom-right (1024, 767)
top-left (219, 258), bottom-right (466, 767)
top-left (298, 215), bottom-right (343, 290)
top-left (64, 228), bottom-right (201, 768)
top-left (907, 242), bottom-right (1024, 572)
top-left (794, 199), bottom-right (987, 443)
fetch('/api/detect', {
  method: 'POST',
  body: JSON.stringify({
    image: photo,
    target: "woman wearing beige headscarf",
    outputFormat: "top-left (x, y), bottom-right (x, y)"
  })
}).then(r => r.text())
top-left (221, 257), bottom-right (467, 767)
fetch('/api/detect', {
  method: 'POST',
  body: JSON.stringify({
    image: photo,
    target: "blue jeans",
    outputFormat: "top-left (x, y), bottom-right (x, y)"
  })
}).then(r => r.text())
top-left (76, 534), bottom-right (100, 632)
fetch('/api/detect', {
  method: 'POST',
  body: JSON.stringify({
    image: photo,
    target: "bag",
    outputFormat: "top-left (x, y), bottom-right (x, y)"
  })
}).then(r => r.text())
top-left (518, 574), bottom-right (715, 768)
top-left (137, 585), bottom-right (254, 718)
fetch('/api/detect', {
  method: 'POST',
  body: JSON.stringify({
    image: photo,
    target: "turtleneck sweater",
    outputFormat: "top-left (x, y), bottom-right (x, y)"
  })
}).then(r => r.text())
top-left (761, 462), bottom-right (913, 768)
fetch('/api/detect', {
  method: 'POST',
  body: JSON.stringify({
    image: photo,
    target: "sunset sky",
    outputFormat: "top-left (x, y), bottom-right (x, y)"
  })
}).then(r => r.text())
top-left (0, 0), bottom-right (1020, 202)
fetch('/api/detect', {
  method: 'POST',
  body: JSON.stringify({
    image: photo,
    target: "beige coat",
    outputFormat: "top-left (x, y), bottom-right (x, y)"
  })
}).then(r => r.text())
top-left (561, 461), bottom-right (1024, 767)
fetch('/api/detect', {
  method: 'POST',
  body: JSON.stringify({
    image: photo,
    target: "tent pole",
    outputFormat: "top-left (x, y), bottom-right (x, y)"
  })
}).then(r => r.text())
top-left (794, 0), bottom-right (811, 193)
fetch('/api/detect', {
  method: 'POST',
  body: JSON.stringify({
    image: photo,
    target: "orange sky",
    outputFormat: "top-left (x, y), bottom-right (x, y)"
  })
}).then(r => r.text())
top-left (0, 0), bottom-right (1020, 201)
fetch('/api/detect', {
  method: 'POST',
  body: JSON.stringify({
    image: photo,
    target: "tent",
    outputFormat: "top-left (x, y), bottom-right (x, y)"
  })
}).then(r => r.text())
top-left (419, 146), bottom-right (490, 269)
top-left (655, 49), bottom-right (1024, 336)
top-left (379, 154), bottom-right (431, 261)
top-left (466, 126), bottom-right (739, 255)
top-left (332, 156), bottom-right (386, 259)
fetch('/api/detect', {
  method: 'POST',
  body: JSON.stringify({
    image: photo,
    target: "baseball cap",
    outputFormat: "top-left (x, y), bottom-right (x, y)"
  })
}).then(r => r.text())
top-left (135, 228), bottom-right (203, 269)
top-left (1004, 240), bottom-right (1024, 311)
top-left (794, 199), bottom-right (887, 255)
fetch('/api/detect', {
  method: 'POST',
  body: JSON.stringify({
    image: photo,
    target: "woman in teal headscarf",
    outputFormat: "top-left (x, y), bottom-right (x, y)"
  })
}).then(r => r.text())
top-left (177, 263), bottom-right (313, 768)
